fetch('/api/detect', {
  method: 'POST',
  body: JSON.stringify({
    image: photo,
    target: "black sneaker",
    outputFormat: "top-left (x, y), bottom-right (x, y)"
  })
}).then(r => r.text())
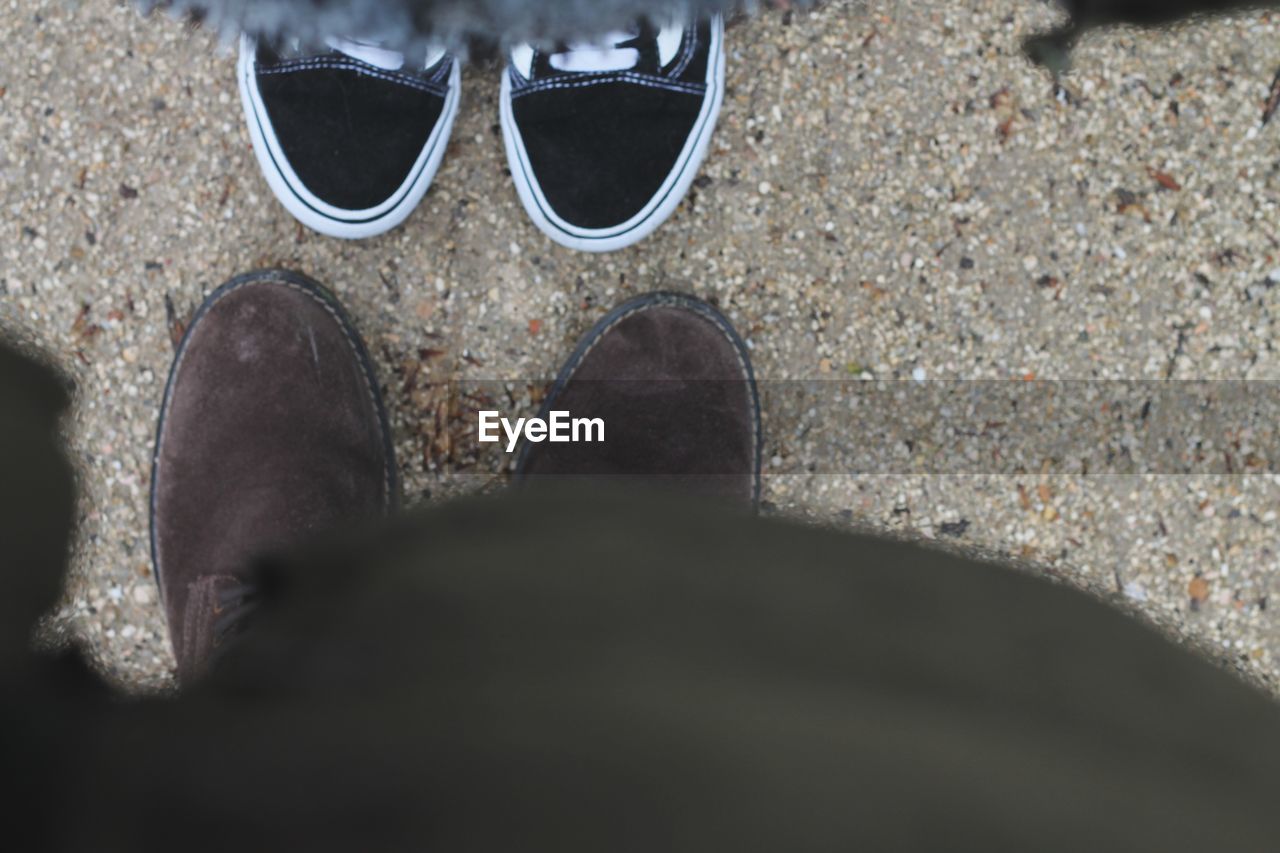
top-left (500, 17), bottom-right (725, 252)
top-left (237, 37), bottom-right (461, 239)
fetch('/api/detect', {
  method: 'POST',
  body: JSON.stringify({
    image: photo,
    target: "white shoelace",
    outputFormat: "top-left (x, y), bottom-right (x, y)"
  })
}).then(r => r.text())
top-left (326, 37), bottom-right (405, 70)
top-left (512, 23), bottom-right (683, 77)
top-left (549, 30), bottom-right (643, 73)
top-left (325, 37), bottom-right (446, 72)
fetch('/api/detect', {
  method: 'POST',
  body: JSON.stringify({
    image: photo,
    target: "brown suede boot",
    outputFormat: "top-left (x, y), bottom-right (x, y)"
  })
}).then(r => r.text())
top-left (150, 270), bottom-right (396, 682)
top-left (516, 292), bottom-right (761, 505)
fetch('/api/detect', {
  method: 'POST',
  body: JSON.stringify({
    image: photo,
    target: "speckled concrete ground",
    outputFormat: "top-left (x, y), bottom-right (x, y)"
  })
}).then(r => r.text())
top-left (5, 0), bottom-right (1280, 691)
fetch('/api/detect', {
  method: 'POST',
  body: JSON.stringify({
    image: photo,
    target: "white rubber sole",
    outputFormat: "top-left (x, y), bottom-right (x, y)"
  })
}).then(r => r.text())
top-left (499, 16), bottom-right (725, 253)
top-left (237, 37), bottom-right (461, 240)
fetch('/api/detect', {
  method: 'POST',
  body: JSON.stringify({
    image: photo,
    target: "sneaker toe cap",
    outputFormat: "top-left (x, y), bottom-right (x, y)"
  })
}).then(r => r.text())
top-left (255, 66), bottom-right (447, 212)
top-left (511, 82), bottom-right (705, 231)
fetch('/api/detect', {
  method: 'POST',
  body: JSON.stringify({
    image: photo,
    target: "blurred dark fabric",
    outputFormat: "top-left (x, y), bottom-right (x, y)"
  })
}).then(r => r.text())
top-left (6, 338), bottom-right (1280, 850)
top-left (134, 0), bottom-right (1280, 77)
top-left (137, 0), bottom-right (767, 58)
top-left (1030, 1), bottom-right (1275, 72)
top-left (0, 344), bottom-right (74, 668)
top-left (1059, 0), bottom-right (1270, 28)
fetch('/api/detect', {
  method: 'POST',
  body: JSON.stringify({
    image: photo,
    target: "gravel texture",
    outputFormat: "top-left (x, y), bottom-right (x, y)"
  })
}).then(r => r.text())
top-left (5, 0), bottom-right (1280, 691)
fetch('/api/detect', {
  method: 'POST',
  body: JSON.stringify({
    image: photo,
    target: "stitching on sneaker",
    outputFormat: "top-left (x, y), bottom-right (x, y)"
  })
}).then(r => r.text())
top-left (427, 58), bottom-right (452, 85)
top-left (258, 58), bottom-right (448, 96)
top-left (511, 72), bottom-right (706, 99)
top-left (669, 26), bottom-right (696, 79)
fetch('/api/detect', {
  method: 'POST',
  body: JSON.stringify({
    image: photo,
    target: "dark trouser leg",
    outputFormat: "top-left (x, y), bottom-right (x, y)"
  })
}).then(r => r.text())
top-left (0, 343), bottom-right (74, 669)
top-left (88, 489), bottom-right (1280, 851)
top-left (0, 343), bottom-right (111, 850)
